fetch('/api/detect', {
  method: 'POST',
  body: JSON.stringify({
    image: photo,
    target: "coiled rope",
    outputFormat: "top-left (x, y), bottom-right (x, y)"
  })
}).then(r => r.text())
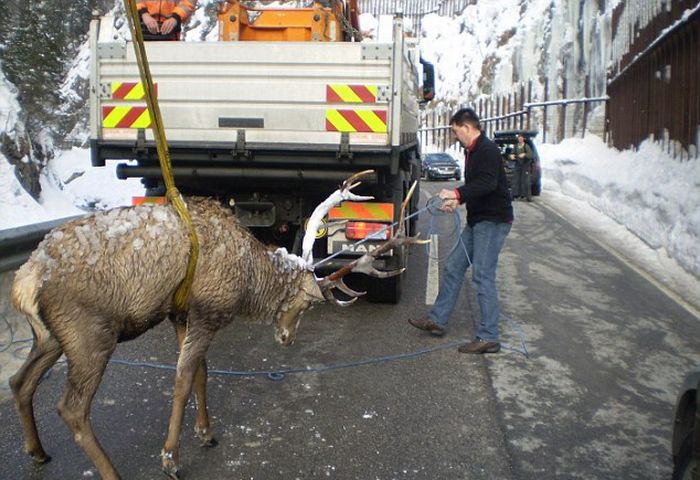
top-left (423, 195), bottom-right (529, 357)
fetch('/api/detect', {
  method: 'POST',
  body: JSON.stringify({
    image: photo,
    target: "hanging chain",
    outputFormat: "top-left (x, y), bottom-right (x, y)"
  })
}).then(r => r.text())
top-left (330, 0), bottom-right (361, 41)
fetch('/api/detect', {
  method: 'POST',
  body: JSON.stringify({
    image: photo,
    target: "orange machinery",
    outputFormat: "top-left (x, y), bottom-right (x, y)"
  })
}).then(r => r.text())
top-left (218, 0), bottom-right (361, 42)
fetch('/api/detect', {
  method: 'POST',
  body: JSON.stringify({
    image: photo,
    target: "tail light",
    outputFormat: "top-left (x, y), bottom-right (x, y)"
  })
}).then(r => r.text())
top-left (346, 221), bottom-right (391, 240)
top-left (132, 196), bottom-right (167, 206)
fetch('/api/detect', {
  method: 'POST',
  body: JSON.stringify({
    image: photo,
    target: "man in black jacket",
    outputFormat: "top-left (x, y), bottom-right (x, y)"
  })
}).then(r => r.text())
top-left (408, 108), bottom-right (513, 354)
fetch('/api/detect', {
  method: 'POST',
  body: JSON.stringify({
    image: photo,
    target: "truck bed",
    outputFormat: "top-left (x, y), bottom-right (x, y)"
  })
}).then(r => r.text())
top-left (90, 15), bottom-right (420, 164)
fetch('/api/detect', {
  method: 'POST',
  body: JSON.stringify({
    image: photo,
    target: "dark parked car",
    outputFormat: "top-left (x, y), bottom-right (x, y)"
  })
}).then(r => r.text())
top-left (494, 130), bottom-right (542, 196)
top-left (422, 153), bottom-right (461, 181)
top-left (672, 367), bottom-right (699, 479)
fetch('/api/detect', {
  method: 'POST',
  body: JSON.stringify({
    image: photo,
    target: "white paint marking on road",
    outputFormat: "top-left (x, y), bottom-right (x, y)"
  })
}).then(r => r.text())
top-left (426, 234), bottom-right (440, 305)
top-left (422, 190), bottom-right (440, 305)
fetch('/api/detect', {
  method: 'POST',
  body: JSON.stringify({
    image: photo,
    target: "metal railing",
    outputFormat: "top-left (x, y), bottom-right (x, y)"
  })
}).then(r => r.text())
top-left (0, 216), bottom-right (84, 272)
top-left (419, 82), bottom-right (610, 153)
top-left (607, 2), bottom-right (700, 158)
top-left (357, 0), bottom-right (472, 32)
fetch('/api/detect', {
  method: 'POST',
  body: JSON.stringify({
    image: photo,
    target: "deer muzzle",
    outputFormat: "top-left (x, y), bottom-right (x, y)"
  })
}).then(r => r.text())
top-left (274, 325), bottom-right (296, 346)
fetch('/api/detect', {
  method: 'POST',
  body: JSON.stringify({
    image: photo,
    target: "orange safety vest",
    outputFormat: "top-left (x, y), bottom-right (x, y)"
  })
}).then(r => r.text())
top-left (137, 0), bottom-right (197, 24)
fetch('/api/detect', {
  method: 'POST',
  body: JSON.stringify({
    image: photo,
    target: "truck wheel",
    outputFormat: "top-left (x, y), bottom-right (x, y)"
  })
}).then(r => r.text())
top-left (366, 246), bottom-right (405, 304)
top-left (672, 432), bottom-right (697, 480)
top-left (409, 182), bottom-right (420, 237)
top-left (366, 271), bottom-right (403, 304)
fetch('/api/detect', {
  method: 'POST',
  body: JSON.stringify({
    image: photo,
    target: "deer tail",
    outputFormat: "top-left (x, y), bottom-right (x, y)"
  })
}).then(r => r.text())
top-left (11, 264), bottom-right (51, 342)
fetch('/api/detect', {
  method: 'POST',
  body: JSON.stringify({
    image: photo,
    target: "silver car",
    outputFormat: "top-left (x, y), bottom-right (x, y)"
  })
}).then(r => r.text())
top-left (421, 153), bottom-right (461, 181)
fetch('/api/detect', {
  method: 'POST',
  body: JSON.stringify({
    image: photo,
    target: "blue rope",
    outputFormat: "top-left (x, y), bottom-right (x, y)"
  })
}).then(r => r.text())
top-left (424, 196), bottom-right (465, 263)
top-left (0, 313), bottom-right (33, 356)
top-left (109, 340), bottom-right (470, 382)
top-left (0, 312), bottom-right (16, 353)
top-left (422, 196), bottom-right (529, 358)
top-left (500, 313), bottom-right (530, 358)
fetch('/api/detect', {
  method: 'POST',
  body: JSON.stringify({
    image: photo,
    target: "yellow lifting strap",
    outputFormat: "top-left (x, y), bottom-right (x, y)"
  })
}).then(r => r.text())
top-left (123, 0), bottom-right (199, 313)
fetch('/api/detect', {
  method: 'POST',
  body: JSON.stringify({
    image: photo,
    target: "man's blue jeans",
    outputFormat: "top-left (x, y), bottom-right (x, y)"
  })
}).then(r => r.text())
top-left (429, 221), bottom-right (511, 341)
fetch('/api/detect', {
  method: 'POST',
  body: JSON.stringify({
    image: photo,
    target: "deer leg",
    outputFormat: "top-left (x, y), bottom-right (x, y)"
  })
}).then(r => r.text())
top-left (172, 322), bottom-right (216, 447)
top-left (57, 336), bottom-right (119, 480)
top-left (162, 325), bottom-right (216, 479)
top-left (192, 358), bottom-right (216, 447)
top-left (9, 333), bottom-right (63, 463)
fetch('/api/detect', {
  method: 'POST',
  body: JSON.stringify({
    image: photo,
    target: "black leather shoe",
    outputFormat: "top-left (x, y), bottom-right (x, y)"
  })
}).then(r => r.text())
top-left (458, 337), bottom-right (501, 354)
top-left (407, 317), bottom-right (446, 337)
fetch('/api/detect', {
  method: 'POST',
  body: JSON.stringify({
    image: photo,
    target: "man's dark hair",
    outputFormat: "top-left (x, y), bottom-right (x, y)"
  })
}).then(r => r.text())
top-left (450, 107), bottom-right (481, 130)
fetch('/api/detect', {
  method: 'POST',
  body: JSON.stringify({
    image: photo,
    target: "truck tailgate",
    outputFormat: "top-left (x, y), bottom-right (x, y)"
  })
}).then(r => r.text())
top-left (92, 38), bottom-right (395, 148)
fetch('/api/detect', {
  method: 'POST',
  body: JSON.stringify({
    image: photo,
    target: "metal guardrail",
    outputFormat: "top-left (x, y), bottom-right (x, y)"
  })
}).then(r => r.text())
top-left (0, 216), bottom-right (85, 273)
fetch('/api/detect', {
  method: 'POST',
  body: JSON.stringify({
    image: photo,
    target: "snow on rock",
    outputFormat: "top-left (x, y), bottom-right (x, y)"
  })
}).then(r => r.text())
top-left (1, 148), bottom-right (145, 230)
top-left (0, 63), bottom-right (20, 134)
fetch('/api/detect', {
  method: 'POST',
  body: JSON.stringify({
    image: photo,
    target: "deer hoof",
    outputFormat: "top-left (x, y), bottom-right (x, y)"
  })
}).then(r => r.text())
top-left (30, 451), bottom-right (52, 464)
top-left (194, 427), bottom-right (218, 448)
top-left (161, 464), bottom-right (180, 480)
top-left (201, 437), bottom-right (218, 448)
top-left (161, 451), bottom-right (180, 479)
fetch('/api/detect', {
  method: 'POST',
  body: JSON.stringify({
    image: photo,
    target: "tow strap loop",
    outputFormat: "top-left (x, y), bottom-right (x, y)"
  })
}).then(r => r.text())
top-left (123, 0), bottom-right (199, 313)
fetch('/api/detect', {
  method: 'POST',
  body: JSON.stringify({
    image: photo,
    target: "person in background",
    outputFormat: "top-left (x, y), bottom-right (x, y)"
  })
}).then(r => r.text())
top-left (511, 133), bottom-right (533, 201)
top-left (138, 0), bottom-right (197, 39)
top-left (137, 0), bottom-right (197, 195)
top-left (408, 107), bottom-right (513, 354)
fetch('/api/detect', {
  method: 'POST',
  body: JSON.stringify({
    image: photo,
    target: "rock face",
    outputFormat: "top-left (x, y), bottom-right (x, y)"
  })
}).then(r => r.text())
top-left (419, 0), bottom-right (613, 137)
top-left (1, 131), bottom-right (41, 200)
top-left (0, 1), bottom-right (114, 197)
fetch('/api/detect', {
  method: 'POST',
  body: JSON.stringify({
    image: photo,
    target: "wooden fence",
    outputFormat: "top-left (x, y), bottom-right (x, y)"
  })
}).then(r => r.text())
top-left (419, 80), bottom-right (609, 153)
top-left (357, 0), bottom-right (471, 32)
top-left (607, 0), bottom-right (699, 159)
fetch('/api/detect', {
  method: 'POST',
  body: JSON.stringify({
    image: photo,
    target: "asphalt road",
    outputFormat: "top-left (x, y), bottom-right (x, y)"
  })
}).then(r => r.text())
top-left (1, 181), bottom-right (699, 480)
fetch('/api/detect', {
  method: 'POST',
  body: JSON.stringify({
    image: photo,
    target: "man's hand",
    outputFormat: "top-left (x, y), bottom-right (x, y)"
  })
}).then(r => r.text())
top-left (439, 199), bottom-right (459, 213)
top-left (518, 152), bottom-right (526, 158)
top-left (438, 188), bottom-right (457, 201)
top-left (437, 189), bottom-right (458, 213)
top-left (160, 17), bottom-right (178, 35)
top-left (142, 12), bottom-right (159, 34)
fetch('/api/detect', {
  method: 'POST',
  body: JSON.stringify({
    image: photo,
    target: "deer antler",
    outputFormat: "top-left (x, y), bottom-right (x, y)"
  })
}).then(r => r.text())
top-left (317, 180), bottom-right (429, 306)
top-left (301, 170), bottom-right (375, 266)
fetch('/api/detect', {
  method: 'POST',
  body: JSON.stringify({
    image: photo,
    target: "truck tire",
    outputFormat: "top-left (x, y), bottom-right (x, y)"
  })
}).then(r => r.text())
top-left (367, 174), bottom-right (410, 304)
top-left (409, 182), bottom-right (420, 237)
top-left (672, 432), bottom-right (697, 480)
top-left (366, 252), bottom-right (404, 304)
top-left (407, 153), bottom-right (421, 237)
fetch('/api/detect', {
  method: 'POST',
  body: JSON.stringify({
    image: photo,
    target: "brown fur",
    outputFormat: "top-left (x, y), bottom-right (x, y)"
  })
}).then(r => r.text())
top-left (10, 197), bottom-right (321, 479)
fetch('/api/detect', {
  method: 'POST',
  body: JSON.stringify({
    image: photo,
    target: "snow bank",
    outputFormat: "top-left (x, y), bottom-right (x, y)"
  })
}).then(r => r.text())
top-left (540, 135), bottom-right (700, 279)
top-left (1, 149), bottom-right (144, 230)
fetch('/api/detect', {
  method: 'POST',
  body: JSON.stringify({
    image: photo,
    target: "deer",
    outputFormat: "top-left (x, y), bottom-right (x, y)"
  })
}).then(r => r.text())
top-left (9, 170), bottom-right (425, 479)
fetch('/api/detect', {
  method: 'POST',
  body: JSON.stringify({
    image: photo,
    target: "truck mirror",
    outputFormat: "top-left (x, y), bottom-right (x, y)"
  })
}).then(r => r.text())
top-left (420, 58), bottom-right (435, 103)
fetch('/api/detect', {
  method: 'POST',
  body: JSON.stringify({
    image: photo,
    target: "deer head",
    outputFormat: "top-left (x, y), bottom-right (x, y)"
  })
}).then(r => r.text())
top-left (301, 170), bottom-right (428, 307)
top-left (269, 170), bottom-right (426, 345)
top-left (273, 271), bottom-right (323, 346)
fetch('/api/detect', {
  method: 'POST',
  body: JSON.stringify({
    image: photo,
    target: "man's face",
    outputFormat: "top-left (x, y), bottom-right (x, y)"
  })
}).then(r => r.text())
top-left (451, 123), bottom-right (475, 147)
